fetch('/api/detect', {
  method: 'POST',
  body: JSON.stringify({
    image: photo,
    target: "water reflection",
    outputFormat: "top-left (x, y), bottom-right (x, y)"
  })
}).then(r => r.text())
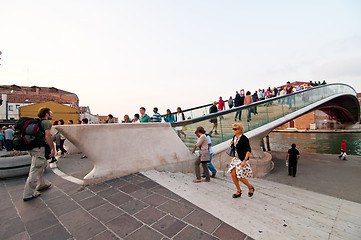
top-left (269, 132), bottom-right (361, 156)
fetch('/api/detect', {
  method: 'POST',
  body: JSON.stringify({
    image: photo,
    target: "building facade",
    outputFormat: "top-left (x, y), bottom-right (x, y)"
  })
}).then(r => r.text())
top-left (0, 85), bottom-right (79, 124)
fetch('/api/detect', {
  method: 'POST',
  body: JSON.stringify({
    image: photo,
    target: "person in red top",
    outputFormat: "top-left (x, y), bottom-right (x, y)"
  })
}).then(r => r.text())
top-left (218, 97), bottom-right (225, 111)
top-left (339, 140), bottom-right (347, 160)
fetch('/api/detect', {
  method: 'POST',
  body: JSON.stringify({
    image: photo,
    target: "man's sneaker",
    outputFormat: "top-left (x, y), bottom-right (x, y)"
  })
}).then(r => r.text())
top-left (211, 172), bottom-right (217, 178)
top-left (49, 157), bottom-right (57, 163)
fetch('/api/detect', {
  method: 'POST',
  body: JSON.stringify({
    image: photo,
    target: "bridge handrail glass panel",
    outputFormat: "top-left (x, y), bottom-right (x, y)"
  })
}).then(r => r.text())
top-left (170, 83), bottom-right (357, 150)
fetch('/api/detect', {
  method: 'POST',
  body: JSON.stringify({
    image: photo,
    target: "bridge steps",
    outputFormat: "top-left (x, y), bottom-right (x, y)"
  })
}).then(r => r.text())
top-left (143, 170), bottom-right (361, 240)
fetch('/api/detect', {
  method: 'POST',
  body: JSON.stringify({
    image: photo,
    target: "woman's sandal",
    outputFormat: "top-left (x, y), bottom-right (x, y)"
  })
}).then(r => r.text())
top-left (193, 179), bottom-right (202, 183)
top-left (248, 187), bottom-right (255, 197)
top-left (232, 191), bottom-right (242, 198)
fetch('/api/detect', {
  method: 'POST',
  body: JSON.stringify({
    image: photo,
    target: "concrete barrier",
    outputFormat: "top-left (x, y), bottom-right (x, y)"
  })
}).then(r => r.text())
top-left (51, 128), bottom-right (81, 154)
top-left (55, 123), bottom-right (195, 185)
top-left (0, 153), bottom-right (31, 179)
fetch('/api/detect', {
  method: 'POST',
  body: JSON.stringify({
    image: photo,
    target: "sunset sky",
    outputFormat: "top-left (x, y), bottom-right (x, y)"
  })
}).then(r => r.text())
top-left (1, 0), bottom-right (360, 119)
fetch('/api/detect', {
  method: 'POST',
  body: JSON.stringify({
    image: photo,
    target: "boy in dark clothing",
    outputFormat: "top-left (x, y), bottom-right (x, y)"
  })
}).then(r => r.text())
top-left (286, 144), bottom-right (300, 177)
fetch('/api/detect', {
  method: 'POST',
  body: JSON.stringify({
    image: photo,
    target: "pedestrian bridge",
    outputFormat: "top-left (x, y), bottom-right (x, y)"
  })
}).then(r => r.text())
top-left (55, 83), bottom-right (360, 185)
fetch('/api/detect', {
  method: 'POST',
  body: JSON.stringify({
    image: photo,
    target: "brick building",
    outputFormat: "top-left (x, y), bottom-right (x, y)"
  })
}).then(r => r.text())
top-left (0, 85), bottom-right (80, 125)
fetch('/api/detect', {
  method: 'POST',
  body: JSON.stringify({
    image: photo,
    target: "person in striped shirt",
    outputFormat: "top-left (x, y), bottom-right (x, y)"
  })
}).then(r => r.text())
top-left (151, 107), bottom-right (162, 122)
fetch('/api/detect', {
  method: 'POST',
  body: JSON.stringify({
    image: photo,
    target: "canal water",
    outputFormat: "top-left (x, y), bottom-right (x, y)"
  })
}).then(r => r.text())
top-left (269, 132), bottom-right (361, 156)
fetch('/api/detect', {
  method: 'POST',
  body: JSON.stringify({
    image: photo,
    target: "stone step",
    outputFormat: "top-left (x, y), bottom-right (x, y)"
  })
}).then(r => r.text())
top-left (143, 170), bottom-right (361, 240)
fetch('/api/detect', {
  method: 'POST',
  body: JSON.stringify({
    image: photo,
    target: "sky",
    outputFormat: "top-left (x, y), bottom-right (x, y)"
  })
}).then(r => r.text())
top-left (1, 0), bottom-right (361, 120)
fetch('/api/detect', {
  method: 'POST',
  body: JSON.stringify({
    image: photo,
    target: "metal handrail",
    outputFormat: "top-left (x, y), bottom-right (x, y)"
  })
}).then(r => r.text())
top-left (171, 83), bottom-right (358, 127)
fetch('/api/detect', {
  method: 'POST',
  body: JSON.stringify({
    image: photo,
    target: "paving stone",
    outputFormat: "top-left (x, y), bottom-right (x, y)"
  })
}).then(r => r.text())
top-left (105, 191), bottom-right (133, 206)
top-left (107, 214), bottom-right (143, 238)
top-left (59, 208), bottom-right (96, 231)
top-left (173, 225), bottom-right (218, 240)
top-left (213, 222), bottom-right (249, 240)
top-left (39, 187), bottom-right (65, 201)
top-left (151, 185), bottom-right (183, 201)
top-left (183, 209), bottom-right (222, 234)
top-left (0, 216), bottom-right (26, 239)
top-left (125, 225), bottom-right (164, 240)
top-left (119, 198), bottom-right (149, 215)
top-left (5, 231), bottom-right (30, 240)
top-left (119, 183), bottom-right (142, 193)
top-left (130, 174), bottom-right (149, 184)
top-left (157, 199), bottom-right (194, 219)
top-left (142, 194), bottom-right (169, 207)
top-left (151, 215), bottom-right (187, 238)
top-left (78, 195), bottom-right (107, 210)
top-left (50, 199), bottom-right (80, 217)
top-left (45, 194), bottom-right (73, 208)
top-left (69, 218), bottom-right (106, 240)
top-left (71, 189), bottom-right (95, 201)
top-left (30, 223), bottom-right (71, 240)
top-left (87, 182), bottom-right (111, 193)
top-left (24, 210), bottom-right (59, 236)
top-left (134, 206), bottom-right (167, 225)
top-left (0, 203), bottom-right (18, 221)
top-left (142, 180), bottom-right (160, 189)
top-left (106, 178), bottom-right (129, 188)
top-left (129, 188), bottom-right (154, 200)
top-left (89, 230), bottom-right (120, 240)
top-left (89, 203), bottom-right (124, 223)
top-left (97, 187), bottom-right (119, 197)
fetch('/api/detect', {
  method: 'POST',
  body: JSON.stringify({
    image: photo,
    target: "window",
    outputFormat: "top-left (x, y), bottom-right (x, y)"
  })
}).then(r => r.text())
top-left (16, 105), bottom-right (20, 109)
top-left (9, 105), bottom-right (13, 111)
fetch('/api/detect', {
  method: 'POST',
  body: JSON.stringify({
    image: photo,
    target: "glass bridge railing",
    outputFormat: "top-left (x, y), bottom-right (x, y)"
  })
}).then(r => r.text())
top-left (171, 83), bottom-right (358, 150)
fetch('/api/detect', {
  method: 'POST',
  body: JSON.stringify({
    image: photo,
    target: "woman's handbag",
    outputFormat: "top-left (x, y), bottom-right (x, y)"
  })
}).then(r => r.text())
top-left (199, 150), bottom-right (211, 162)
top-left (226, 146), bottom-right (235, 157)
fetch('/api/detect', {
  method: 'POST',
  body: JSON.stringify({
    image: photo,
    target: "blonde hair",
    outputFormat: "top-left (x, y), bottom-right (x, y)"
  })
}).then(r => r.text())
top-left (232, 122), bottom-right (244, 134)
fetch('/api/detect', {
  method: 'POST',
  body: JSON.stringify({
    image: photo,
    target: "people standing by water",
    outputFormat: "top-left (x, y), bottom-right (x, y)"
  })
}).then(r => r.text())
top-left (164, 109), bottom-right (175, 123)
top-left (175, 107), bottom-right (186, 138)
top-left (286, 144), bottom-right (300, 177)
top-left (209, 102), bottom-right (218, 136)
top-left (227, 123), bottom-right (254, 198)
top-left (192, 126), bottom-right (210, 183)
top-left (339, 140), bottom-right (347, 160)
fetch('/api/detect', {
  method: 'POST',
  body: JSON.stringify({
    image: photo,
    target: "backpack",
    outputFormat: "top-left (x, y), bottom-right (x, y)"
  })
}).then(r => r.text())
top-left (13, 117), bottom-right (46, 150)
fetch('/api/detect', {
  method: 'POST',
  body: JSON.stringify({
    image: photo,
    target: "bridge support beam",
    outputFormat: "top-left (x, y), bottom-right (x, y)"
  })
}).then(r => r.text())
top-left (55, 123), bottom-right (195, 185)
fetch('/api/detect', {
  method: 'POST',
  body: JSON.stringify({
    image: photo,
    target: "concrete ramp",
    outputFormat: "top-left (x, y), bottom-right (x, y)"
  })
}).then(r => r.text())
top-left (143, 170), bottom-right (361, 240)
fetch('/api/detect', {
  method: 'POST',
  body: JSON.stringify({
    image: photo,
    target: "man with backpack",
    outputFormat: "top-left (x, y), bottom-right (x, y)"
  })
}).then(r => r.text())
top-left (23, 107), bottom-right (55, 201)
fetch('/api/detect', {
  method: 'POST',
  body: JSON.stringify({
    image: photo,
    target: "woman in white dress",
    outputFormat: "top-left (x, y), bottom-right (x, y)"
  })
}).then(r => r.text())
top-left (175, 107), bottom-right (186, 138)
top-left (227, 123), bottom-right (255, 198)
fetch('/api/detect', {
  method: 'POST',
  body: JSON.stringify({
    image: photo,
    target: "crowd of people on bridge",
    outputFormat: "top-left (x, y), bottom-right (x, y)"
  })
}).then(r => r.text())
top-left (104, 80), bottom-right (328, 126)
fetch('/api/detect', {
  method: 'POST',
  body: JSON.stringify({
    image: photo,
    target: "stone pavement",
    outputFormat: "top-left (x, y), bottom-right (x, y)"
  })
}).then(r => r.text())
top-left (2, 150), bottom-right (361, 239)
top-left (1, 153), bottom-right (252, 240)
